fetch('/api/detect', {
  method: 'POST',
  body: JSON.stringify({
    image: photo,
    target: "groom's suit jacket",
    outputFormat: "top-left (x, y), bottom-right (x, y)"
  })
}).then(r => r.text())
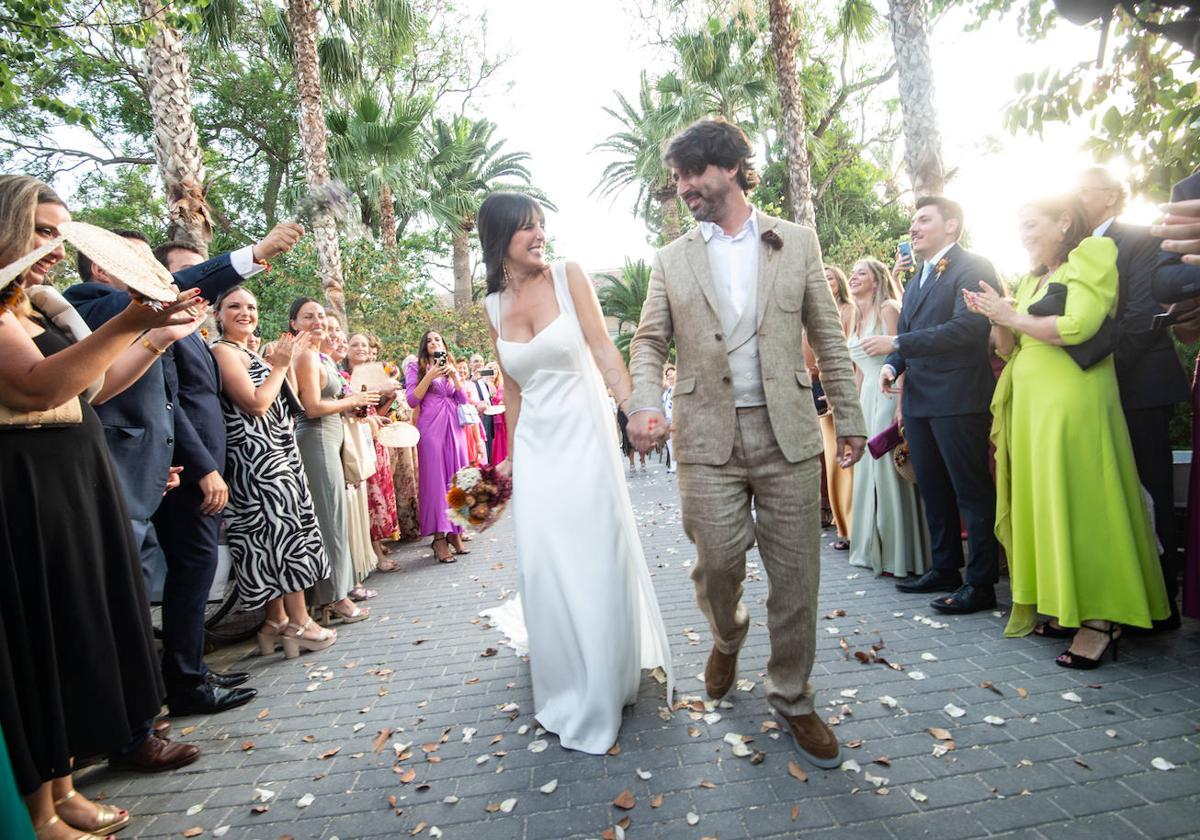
top-left (629, 210), bottom-right (865, 466)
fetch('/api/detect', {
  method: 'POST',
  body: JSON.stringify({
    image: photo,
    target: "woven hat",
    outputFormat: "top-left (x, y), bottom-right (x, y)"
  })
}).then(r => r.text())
top-left (58, 221), bottom-right (177, 304)
top-left (0, 237), bottom-right (66, 290)
top-left (349, 361), bottom-right (392, 391)
top-left (377, 422), bottom-right (420, 448)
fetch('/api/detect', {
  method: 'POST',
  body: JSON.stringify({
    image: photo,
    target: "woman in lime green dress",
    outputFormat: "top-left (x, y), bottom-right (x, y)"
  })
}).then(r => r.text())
top-left (966, 194), bottom-right (1169, 669)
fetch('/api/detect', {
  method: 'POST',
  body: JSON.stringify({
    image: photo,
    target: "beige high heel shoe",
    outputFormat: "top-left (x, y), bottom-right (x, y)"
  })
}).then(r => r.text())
top-left (53, 789), bottom-right (129, 835)
top-left (256, 617), bottom-right (288, 656)
top-left (281, 620), bottom-right (337, 659)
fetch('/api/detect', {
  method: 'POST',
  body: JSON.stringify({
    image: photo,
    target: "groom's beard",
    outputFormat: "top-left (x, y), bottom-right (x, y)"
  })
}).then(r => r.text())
top-left (682, 186), bottom-right (729, 223)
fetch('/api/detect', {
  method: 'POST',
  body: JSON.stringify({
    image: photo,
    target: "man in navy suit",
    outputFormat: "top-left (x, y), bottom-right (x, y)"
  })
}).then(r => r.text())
top-left (1077, 167), bottom-right (1189, 630)
top-left (66, 224), bottom-right (301, 732)
top-left (878, 197), bottom-right (1002, 614)
top-left (1153, 168), bottom-right (1200, 305)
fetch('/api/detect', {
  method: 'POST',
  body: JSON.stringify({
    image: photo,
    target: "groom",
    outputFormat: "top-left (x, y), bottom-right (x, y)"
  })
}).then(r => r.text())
top-left (628, 119), bottom-right (866, 769)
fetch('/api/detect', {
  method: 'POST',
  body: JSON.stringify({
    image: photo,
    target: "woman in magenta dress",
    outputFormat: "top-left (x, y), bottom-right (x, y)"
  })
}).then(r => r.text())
top-left (489, 363), bottom-right (509, 464)
top-left (406, 330), bottom-right (471, 563)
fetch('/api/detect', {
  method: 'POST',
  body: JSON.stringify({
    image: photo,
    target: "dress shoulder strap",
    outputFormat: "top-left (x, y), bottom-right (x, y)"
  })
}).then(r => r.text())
top-left (550, 262), bottom-right (575, 318)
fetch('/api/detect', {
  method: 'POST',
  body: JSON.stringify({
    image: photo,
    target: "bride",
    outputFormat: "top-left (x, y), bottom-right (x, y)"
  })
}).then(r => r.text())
top-left (478, 191), bottom-right (674, 754)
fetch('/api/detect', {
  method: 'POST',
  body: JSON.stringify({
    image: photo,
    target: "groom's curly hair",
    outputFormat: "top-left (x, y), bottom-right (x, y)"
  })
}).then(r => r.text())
top-left (663, 118), bottom-right (760, 193)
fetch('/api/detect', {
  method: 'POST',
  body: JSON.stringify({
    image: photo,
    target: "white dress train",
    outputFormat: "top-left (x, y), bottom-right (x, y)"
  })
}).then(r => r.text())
top-left (482, 262), bottom-right (674, 754)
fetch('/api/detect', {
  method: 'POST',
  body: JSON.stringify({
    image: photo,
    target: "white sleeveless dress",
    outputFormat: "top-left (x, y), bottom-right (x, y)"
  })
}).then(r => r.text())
top-left (483, 262), bottom-right (674, 754)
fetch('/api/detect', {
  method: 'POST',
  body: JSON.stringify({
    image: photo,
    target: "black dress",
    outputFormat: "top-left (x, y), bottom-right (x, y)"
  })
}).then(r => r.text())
top-left (0, 315), bottom-right (163, 794)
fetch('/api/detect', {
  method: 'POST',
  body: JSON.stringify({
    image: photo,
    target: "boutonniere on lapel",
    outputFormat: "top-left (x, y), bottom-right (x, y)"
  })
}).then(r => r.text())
top-left (935, 257), bottom-right (950, 276)
top-left (761, 229), bottom-right (783, 252)
top-left (199, 327), bottom-right (209, 341)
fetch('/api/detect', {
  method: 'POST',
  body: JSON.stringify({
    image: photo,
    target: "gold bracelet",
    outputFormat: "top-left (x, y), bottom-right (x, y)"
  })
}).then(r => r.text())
top-left (142, 336), bottom-right (165, 357)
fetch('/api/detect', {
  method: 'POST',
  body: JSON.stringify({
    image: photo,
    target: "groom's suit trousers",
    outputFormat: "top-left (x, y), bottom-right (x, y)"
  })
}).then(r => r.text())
top-left (678, 405), bottom-right (821, 717)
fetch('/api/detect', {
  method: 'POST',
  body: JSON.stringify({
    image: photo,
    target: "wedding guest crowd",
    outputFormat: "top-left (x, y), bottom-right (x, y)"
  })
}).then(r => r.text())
top-left (0, 171), bottom-right (500, 835)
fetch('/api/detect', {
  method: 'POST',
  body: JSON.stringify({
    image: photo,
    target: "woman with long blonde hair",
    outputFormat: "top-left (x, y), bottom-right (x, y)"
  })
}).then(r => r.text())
top-left (846, 257), bottom-right (931, 578)
top-left (809, 264), bottom-right (855, 548)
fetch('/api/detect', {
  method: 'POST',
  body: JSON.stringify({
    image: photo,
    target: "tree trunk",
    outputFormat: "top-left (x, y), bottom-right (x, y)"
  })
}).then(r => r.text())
top-left (140, 0), bottom-right (211, 254)
top-left (887, 0), bottom-right (946, 197)
top-left (288, 0), bottom-right (347, 327)
top-left (451, 228), bottom-right (471, 309)
top-left (263, 159), bottom-right (283, 229)
top-left (655, 187), bottom-right (682, 242)
top-left (379, 181), bottom-right (397, 248)
top-left (766, 0), bottom-right (816, 228)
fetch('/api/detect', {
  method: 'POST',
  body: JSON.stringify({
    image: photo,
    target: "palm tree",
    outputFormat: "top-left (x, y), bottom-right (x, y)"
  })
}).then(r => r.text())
top-left (328, 92), bottom-right (430, 247)
top-left (139, 0), bottom-right (212, 252)
top-left (594, 73), bottom-right (683, 242)
top-left (766, 0), bottom-right (817, 228)
top-left (656, 15), bottom-right (770, 135)
top-left (596, 259), bottom-right (652, 363)
top-left (287, 0), bottom-right (348, 325)
top-left (886, 0), bottom-right (945, 196)
top-left (422, 116), bottom-right (549, 309)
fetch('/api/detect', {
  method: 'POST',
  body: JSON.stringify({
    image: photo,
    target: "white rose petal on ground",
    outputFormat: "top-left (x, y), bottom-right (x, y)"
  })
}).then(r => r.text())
top-left (909, 789), bottom-right (928, 803)
top-left (500, 798), bottom-right (518, 813)
top-left (1152, 757), bottom-right (1176, 771)
top-left (527, 739), bottom-right (548, 753)
top-left (540, 779), bottom-right (558, 794)
top-left (880, 696), bottom-right (899, 708)
top-left (984, 716), bottom-right (1006, 726)
top-left (840, 689), bottom-right (859, 698)
top-left (686, 812), bottom-right (700, 826)
top-left (944, 704), bottom-right (966, 718)
top-left (840, 759), bottom-right (862, 773)
top-left (186, 804), bottom-right (203, 816)
top-left (908, 670), bottom-right (927, 681)
top-left (296, 793), bottom-right (315, 809)
top-left (1061, 692), bottom-right (1083, 703)
top-left (636, 768), bottom-right (653, 780)
top-left (920, 652), bottom-right (938, 662)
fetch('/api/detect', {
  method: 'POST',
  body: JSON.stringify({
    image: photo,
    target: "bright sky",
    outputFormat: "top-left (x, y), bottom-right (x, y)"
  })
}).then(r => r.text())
top-left (467, 0), bottom-right (1152, 278)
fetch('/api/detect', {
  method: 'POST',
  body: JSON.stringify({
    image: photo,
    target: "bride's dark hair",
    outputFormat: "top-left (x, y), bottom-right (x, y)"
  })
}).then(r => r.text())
top-left (478, 192), bottom-right (545, 295)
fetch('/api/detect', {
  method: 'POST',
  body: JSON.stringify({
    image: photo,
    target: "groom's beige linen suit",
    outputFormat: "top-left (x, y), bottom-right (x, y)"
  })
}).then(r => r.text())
top-left (630, 210), bottom-right (865, 716)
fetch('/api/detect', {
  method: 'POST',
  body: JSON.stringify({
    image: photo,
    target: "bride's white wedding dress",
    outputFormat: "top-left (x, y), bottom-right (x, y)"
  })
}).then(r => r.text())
top-left (483, 262), bottom-right (674, 754)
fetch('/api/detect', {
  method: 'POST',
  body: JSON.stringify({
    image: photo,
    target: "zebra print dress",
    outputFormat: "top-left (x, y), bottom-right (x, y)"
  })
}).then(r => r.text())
top-left (219, 341), bottom-right (329, 609)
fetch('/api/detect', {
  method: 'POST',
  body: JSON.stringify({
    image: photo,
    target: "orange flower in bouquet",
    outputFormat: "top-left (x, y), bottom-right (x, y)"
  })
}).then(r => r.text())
top-left (446, 464), bottom-right (512, 531)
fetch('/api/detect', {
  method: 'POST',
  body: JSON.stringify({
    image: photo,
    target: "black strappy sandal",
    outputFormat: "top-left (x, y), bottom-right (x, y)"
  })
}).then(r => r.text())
top-left (431, 536), bottom-right (456, 564)
top-left (1056, 622), bottom-right (1121, 670)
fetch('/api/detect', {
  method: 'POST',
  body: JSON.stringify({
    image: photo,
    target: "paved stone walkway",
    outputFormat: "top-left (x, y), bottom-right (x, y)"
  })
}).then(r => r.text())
top-left (78, 463), bottom-right (1200, 839)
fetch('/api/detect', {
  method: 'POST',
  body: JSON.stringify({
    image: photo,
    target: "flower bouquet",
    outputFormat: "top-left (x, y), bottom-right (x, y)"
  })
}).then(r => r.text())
top-left (446, 463), bottom-right (512, 531)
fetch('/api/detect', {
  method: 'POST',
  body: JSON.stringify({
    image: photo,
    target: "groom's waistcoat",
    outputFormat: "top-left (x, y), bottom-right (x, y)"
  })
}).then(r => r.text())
top-left (710, 256), bottom-right (767, 409)
top-left (628, 211), bottom-right (866, 466)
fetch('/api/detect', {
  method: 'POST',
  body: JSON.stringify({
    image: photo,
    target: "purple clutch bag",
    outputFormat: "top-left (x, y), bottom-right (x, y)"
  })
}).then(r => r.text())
top-left (867, 421), bottom-right (903, 460)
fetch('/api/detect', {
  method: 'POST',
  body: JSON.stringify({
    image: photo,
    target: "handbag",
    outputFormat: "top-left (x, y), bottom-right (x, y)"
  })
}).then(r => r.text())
top-left (1026, 281), bottom-right (1120, 371)
top-left (0, 397), bottom-right (83, 429)
top-left (867, 420), bottom-right (904, 460)
top-left (340, 417), bottom-right (375, 484)
top-left (457, 403), bottom-right (481, 426)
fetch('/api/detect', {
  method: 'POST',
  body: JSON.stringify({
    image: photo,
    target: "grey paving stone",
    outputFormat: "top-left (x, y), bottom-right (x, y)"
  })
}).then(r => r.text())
top-left (69, 463), bottom-right (1200, 839)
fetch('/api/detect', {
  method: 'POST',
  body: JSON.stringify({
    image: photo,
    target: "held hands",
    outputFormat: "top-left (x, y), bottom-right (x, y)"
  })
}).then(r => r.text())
top-left (1150, 199), bottom-right (1200, 265)
top-left (963, 282), bottom-right (1016, 326)
top-left (836, 436), bottom-right (867, 469)
top-left (252, 222), bottom-right (305, 263)
top-left (197, 470), bottom-right (229, 515)
top-left (628, 409), bottom-right (670, 453)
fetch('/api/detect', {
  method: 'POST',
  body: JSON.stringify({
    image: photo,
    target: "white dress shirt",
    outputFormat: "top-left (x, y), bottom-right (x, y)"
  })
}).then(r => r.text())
top-left (699, 211), bottom-right (759, 317)
top-left (230, 246), bottom-right (267, 279)
top-left (1093, 217), bottom-right (1115, 237)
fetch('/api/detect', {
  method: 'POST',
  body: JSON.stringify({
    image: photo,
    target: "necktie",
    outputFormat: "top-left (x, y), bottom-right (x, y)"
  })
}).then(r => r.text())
top-left (919, 261), bottom-right (934, 289)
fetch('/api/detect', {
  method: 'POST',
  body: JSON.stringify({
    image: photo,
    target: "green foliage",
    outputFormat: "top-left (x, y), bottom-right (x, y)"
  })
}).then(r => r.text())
top-left (247, 234), bottom-right (490, 363)
top-left (963, 0), bottom-right (1200, 196)
top-left (596, 258), bottom-right (674, 364)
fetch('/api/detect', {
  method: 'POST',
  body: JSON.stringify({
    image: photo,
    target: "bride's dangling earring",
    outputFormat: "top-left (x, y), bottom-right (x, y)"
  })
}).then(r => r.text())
top-left (502, 261), bottom-right (513, 289)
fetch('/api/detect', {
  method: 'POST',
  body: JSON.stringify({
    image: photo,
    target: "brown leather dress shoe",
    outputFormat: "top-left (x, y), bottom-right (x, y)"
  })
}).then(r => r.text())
top-left (109, 731), bottom-right (200, 773)
top-left (704, 645), bottom-right (738, 700)
top-left (781, 711), bottom-right (842, 769)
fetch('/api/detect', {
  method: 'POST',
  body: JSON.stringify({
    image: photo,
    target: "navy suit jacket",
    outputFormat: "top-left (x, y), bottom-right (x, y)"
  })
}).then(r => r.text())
top-left (63, 253), bottom-right (243, 518)
top-left (883, 243), bottom-right (1001, 419)
top-left (1153, 171), bottom-right (1200, 303)
top-left (1107, 221), bottom-right (1189, 410)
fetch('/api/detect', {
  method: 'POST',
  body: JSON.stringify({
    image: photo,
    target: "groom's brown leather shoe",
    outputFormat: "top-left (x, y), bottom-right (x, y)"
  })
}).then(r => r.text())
top-left (781, 711), bottom-right (842, 769)
top-left (704, 646), bottom-right (738, 700)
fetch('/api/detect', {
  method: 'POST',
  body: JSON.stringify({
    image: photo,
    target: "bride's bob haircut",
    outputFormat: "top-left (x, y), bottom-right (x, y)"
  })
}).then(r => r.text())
top-left (479, 191), bottom-right (546, 295)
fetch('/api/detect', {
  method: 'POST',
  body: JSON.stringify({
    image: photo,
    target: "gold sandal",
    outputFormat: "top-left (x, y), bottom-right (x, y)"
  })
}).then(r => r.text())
top-left (54, 789), bottom-right (129, 835)
top-left (36, 812), bottom-right (112, 839)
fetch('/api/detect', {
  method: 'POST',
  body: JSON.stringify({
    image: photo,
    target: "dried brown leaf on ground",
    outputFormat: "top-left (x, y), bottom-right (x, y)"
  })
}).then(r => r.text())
top-left (650, 793), bottom-right (664, 808)
top-left (256, 709), bottom-right (270, 720)
top-left (320, 747), bottom-right (341, 759)
top-left (410, 821), bottom-right (426, 835)
top-left (927, 727), bottom-right (953, 741)
top-left (613, 789), bottom-right (636, 810)
top-left (397, 768), bottom-right (416, 784)
top-left (791, 804), bottom-right (800, 821)
top-left (1017, 687), bottom-right (1029, 699)
top-left (608, 742), bottom-right (621, 756)
top-left (980, 681), bottom-right (1003, 696)
top-left (373, 728), bottom-right (395, 753)
top-left (787, 761), bottom-right (809, 782)
top-left (182, 829), bottom-right (203, 838)
top-left (698, 779), bottom-right (717, 789)
top-left (241, 741), bottom-right (255, 751)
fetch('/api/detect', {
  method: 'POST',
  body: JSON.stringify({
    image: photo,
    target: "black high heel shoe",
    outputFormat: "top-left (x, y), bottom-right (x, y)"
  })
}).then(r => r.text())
top-left (1034, 621), bottom-right (1076, 639)
top-left (1056, 622), bottom-right (1121, 670)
